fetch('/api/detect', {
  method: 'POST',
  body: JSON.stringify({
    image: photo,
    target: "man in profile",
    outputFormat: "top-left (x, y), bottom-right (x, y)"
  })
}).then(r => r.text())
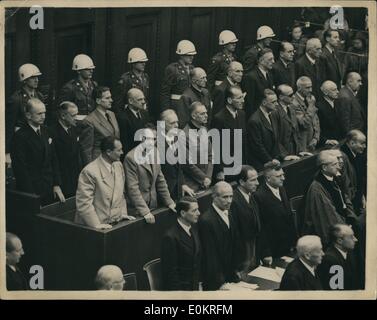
top-left (95, 265), bottom-right (125, 290)
top-left (6, 232), bottom-right (28, 290)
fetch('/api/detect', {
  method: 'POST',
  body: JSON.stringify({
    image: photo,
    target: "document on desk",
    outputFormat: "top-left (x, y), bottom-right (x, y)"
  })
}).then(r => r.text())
top-left (248, 266), bottom-right (283, 283)
top-left (221, 281), bottom-right (259, 291)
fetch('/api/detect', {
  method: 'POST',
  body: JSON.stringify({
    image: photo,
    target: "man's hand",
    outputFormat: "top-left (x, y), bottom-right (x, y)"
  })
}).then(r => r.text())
top-left (144, 212), bottom-right (155, 224)
top-left (325, 139), bottom-right (339, 146)
top-left (94, 224), bottom-right (112, 230)
top-left (284, 155), bottom-right (300, 161)
top-left (121, 214), bottom-right (136, 221)
top-left (168, 203), bottom-right (177, 213)
top-left (299, 151), bottom-right (313, 157)
top-left (182, 184), bottom-right (195, 197)
top-left (216, 171), bottom-right (225, 181)
top-left (5, 153), bottom-right (12, 169)
top-left (53, 186), bottom-right (66, 203)
top-left (203, 177), bottom-right (211, 189)
top-left (262, 256), bottom-right (273, 266)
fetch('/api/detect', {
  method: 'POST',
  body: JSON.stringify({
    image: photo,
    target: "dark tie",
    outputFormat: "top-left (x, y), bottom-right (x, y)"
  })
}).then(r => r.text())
top-left (36, 129), bottom-right (41, 137)
top-left (105, 113), bottom-right (115, 132)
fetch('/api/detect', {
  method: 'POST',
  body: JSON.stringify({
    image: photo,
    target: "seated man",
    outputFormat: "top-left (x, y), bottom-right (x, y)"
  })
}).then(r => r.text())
top-left (124, 126), bottom-right (176, 224)
top-left (302, 150), bottom-right (358, 245)
top-left (199, 182), bottom-right (241, 290)
top-left (95, 265), bottom-right (125, 290)
top-left (6, 233), bottom-right (27, 290)
top-left (75, 136), bottom-right (135, 229)
top-left (280, 235), bottom-right (324, 290)
top-left (161, 196), bottom-right (202, 290)
top-left (254, 160), bottom-right (297, 264)
top-left (317, 224), bottom-right (363, 290)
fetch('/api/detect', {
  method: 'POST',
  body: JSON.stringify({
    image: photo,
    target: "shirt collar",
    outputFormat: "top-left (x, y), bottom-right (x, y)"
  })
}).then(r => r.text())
top-left (299, 258), bottom-right (316, 277)
top-left (226, 77), bottom-right (236, 86)
top-left (306, 52), bottom-right (316, 64)
top-left (258, 66), bottom-right (268, 79)
top-left (29, 123), bottom-right (41, 133)
top-left (296, 92), bottom-right (305, 102)
top-left (324, 96), bottom-right (335, 108)
top-left (226, 105), bottom-right (238, 118)
top-left (346, 85), bottom-right (358, 96)
top-left (280, 58), bottom-right (289, 68)
top-left (238, 186), bottom-right (250, 203)
top-left (335, 246), bottom-right (348, 260)
top-left (266, 183), bottom-right (281, 198)
top-left (260, 107), bottom-right (271, 121)
top-left (127, 105), bottom-right (141, 118)
top-left (58, 120), bottom-right (70, 133)
top-left (323, 173), bottom-right (334, 181)
top-left (177, 219), bottom-right (191, 236)
top-left (99, 155), bottom-right (113, 174)
top-left (325, 43), bottom-right (334, 54)
top-left (97, 107), bottom-right (108, 119)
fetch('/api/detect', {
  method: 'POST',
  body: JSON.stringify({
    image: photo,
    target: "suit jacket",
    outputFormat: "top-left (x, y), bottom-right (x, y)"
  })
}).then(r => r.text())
top-left (337, 86), bottom-right (365, 135)
top-left (161, 221), bottom-right (202, 290)
top-left (6, 265), bottom-right (28, 290)
top-left (124, 147), bottom-right (174, 217)
top-left (316, 96), bottom-right (343, 144)
top-left (116, 105), bottom-right (150, 155)
top-left (181, 122), bottom-right (214, 192)
top-left (319, 46), bottom-right (344, 89)
top-left (212, 78), bottom-right (233, 116)
top-left (75, 156), bottom-right (128, 227)
top-left (291, 93), bottom-right (320, 152)
top-left (271, 59), bottom-right (296, 89)
top-left (49, 122), bottom-right (82, 197)
top-left (273, 103), bottom-right (300, 155)
top-left (279, 258), bottom-right (323, 290)
top-left (254, 183), bottom-right (297, 258)
top-left (242, 67), bottom-right (275, 117)
top-left (295, 54), bottom-right (322, 98)
top-left (317, 246), bottom-right (363, 290)
top-left (11, 124), bottom-right (60, 204)
top-left (246, 108), bottom-right (283, 170)
top-left (80, 109), bottom-right (120, 166)
top-left (177, 86), bottom-right (212, 128)
top-left (199, 205), bottom-right (241, 290)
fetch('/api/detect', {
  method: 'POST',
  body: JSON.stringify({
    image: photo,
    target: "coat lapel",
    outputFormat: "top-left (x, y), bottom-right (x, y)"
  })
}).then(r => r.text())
top-left (98, 157), bottom-right (115, 190)
top-left (92, 109), bottom-right (115, 136)
top-left (258, 109), bottom-right (273, 132)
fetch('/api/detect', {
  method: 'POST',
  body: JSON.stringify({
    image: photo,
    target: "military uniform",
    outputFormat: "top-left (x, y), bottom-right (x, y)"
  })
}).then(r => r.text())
top-left (5, 88), bottom-right (45, 153)
top-left (160, 62), bottom-right (194, 111)
top-left (242, 43), bottom-right (264, 73)
top-left (58, 78), bottom-right (97, 115)
top-left (207, 51), bottom-right (237, 93)
top-left (114, 71), bottom-right (150, 113)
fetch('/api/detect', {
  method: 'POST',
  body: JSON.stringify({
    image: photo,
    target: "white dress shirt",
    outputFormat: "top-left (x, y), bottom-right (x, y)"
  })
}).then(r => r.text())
top-left (212, 204), bottom-right (230, 228)
top-left (238, 187), bottom-right (250, 203)
top-left (177, 219), bottom-right (191, 237)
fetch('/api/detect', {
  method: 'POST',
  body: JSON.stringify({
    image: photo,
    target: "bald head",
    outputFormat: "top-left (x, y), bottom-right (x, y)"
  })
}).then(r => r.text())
top-left (192, 67), bottom-right (206, 79)
top-left (95, 265), bottom-right (124, 290)
top-left (306, 38), bottom-right (322, 59)
top-left (25, 98), bottom-right (46, 127)
top-left (127, 88), bottom-right (146, 111)
top-left (227, 61), bottom-right (243, 83)
top-left (212, 181), bottom-right (233, 211)
top-left (346, 72), bottom-right (362, 92)
top-left (329, 224), bottom-right (358, 251)
top-left (191, 67), bottom-right (207, 89)
top-left (296, 236), bottom-right (323, 267)
top-left (321, 80), bottom-right (339, 100)
top-left (346, 129), bottom-right (366, 154)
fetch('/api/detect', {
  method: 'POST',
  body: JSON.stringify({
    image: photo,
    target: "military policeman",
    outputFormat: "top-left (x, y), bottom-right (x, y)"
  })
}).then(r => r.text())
top-left (207, 30), bottom-right (238, 93)
top-left (160, 40), bottom-right (197, 111)
top-left (242, 25), bottom-right (275, 73)
top-left (114, 48), bottom-right (150, 114)
top-left (58, 54), bottom-right (97, 116)
top-left (6, 63), bottom-right (44, 167)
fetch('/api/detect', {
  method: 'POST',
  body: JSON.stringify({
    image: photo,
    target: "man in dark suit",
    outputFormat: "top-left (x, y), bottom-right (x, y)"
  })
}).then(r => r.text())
top-left (317, 80), bottom-right (343, 146)
top-left (116, 88), bottom-right (150, 156)
top-left (199, 182), bottom-right (241, 290)
top-left (212, 85), bottom-right (246, 181)
top-left (295, 38), bottom-right (323, 99)
top-left (6, 233), bottom-right (28, 290)
top-left (254, 160), bottom-right (297, 265)
top-left (212, 61), bottom-right (243, 117)
top-left (337, 72), bottom-right (365, 136)
top-left (49, 101), bottom-right (82, 198)
top-left (271, 41), bottom-right (296, 89)
top-left (11, 98), bottom-right (65, 206)
top-left (242, 48), bottom-right (275, 118)
top-left (231, 165), bottom-right (261, 274)
top-left (161, 196), bottom-right (202, 290)
top-left (317, 224), bottom-right (363, 290)
top-left (280, 235), bottom-right (324, 290)
top-left (320, 29), bottom-right (344, 89)
top-left (177, 68), bottom-right (212, 128)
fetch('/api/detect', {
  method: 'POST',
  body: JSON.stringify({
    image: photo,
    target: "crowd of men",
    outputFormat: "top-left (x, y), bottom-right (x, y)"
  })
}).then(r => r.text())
top-left (6, 17), bottom-right (368, 291)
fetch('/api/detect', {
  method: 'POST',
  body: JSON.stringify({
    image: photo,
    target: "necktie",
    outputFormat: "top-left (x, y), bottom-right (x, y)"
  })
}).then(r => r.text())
top-left (36, 129), bottom-right (41, 137)
top-left (105, 113), bottom-right (115, 132)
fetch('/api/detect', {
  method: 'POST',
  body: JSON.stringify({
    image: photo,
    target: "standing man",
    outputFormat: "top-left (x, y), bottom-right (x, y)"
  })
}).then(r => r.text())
top-left (242, 25), bottom-right (275, 73)
top-left (161, 196), bottom-right (202, 290)
top-left (207, 30), bottom-right (238, 93)
top-left (114, 48), bottom-right (150, 114)
top-left (75, 136), bottom-right (135, 229)
top-left (58, 54), bottom-right (97, 116)
top-left (49, 101), bottom-right (82, 198)
top-left (177, 67), bottom-right (211, 128)
top-left (6, 233), bottom-right (27, 290)
top-left (161, 40), bottom-right (197, 111)
top-left (11, 98), bottom-right (65, 205)
top-left (199, 182), bottom-right (241, 290)
top-left (271, 41), bottom-right (296, 89)
top-left (79, 86), bottom-right (120, 166)
top-left (212, 61), bottom-right (243, 116)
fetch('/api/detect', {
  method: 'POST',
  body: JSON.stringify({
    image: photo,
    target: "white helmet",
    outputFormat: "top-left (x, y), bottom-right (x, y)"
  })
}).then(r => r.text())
top-left (257, 25), bottom-right (276, 41)
top-left (18, 63), bottom-right (42, 82)
top-left (219, 30), bottom-right (238, 45)
top-left (128, 48), bottom-right (149, 63)
top-left (176, 40), bottom-right (197, 55)
top-left (72, 54), bottom-right (95, 71)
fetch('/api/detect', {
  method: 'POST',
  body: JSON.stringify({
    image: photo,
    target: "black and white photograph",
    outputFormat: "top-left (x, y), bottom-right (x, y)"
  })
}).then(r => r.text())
top-left (1, 0), bottom-right (376, 300)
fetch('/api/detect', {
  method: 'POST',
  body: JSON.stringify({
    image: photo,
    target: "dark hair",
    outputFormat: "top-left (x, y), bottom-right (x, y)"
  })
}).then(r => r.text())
top-left (279, 41), bottom-right (291, 53)
top-left (224, 85), bottom-right (241, 102)
top-left (257, 48), bottom-right (273, 61)
top-left (328, 224), bottom-right (348, 244)
top-left (236, 165), bottom-right (257, 183)
top-left (176, 196), bottom-right (198, 216)
top-left (100, 136), bottom-right (118, 153)
top-left (6, 232), bottom-right (19, 253)
top-left (263, 160), bottom-right (282, 177)
top-left (93, 86), bottom-right (110, 101)
top-left (323, 29), bottom-right (339, 42)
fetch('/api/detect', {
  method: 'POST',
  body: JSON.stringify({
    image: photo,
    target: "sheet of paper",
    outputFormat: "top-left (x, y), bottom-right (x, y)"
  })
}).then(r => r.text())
top-left (275, 267), bottom-right (286, 278)
top-left (281, 256), bottom-right (294, 263)
top-left (248, 266), bottom-right (283, 283)
top-left (221, 281), bottom-right (259, 291)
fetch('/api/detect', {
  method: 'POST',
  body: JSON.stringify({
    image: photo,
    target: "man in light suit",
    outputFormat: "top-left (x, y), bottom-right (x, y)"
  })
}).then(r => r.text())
top-left (124, 126), bottom-right (176, 224)
top-left (75, 136), bottom-right (135, 229)
top-left (80, 86), bottom-right (120, 166)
